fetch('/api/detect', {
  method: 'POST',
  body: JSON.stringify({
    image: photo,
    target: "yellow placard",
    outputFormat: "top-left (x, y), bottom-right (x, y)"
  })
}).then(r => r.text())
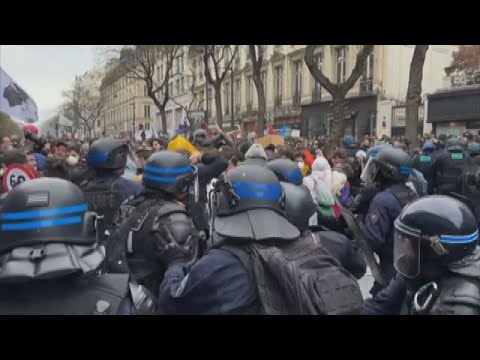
top-left (167, 135), bottom-right (200, 155)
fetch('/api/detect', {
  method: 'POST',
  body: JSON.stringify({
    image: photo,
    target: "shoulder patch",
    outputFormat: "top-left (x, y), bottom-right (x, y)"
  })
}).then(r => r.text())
top-left (369, 210), bottom-right (380, 224)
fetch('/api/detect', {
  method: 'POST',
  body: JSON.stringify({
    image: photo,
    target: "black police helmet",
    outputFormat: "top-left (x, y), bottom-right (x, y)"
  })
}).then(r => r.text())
top-left (213, 164), bottom-right (299, 241)
top-left (86, 138), bottom-right (128, 169)
top-left (267, 159), bottom-right (304, 186)
top-left (394, 195), bottom-right (478, 279)
top-left (0, 178), bottom-right (97, 255)
top-left (143, 150), bottom-right (197, 194)
top-left (374, 147), bottom-right (413, 182)
top-left (216, 164), bottom-right (284, 216)
top-left (281, 182), bottom-right (316, 232)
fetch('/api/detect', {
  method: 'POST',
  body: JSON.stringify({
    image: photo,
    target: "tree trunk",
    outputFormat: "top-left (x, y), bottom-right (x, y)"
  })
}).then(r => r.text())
top-left (159, 105), bottom-right (167, 135)
top-left (330, 96), bottom-right (346, 148)
top-left (405, 45), bottom-right (429, 150)
top-left (151, 95), bottom-right (168, 134)
top-left (253, 76), bottom-right (266, 137)
top-left (214, 84), bottom-right (223, 129)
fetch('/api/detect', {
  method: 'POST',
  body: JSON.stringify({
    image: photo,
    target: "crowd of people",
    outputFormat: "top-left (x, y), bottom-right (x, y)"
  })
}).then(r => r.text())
top-left (0, 123), bottom-right (480, 315)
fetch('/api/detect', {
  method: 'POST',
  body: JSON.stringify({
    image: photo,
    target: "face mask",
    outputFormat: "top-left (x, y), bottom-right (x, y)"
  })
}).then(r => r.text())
top-left (297, 162), bottom-right (305, 169)
top-left (66, 155), bottom-right (79, 166)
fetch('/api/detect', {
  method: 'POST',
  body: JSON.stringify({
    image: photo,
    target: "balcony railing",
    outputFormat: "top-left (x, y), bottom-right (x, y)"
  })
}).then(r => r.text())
top-left (312, 87), bottom-right (321, 103)
top-left (360, 78), bottom-right (373, 94)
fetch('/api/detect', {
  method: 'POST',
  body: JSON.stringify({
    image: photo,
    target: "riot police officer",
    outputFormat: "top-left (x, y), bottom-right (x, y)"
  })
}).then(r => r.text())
top-left (0, 178), bottom-right (155, 315)
top-left (412, 140), bottom-right (436, 195)
top-left (349, 144), bottom-right (390, 221)
top-left (343, 135), bottom-right (359, 159)
top-left (431, 137), bottom-right (470, 195)
top-left (267, 158), bottom-right (366, 278)
top-left (80, 138), bottom-right (143, 238)
top-left (154, 164), bottom-right (363, 315)
top-left (281, 181), bottom-right (366, 280)
top-left (105, 150), bottom-right (199, 297)
top-left (362, 147), bottom-right (418, 296)
top-left (467, 142), bottom-right (480, 159)
top-left (364, 195), bottom-right (480, 315)
top-left (458, 142), bottom-right (480, 222)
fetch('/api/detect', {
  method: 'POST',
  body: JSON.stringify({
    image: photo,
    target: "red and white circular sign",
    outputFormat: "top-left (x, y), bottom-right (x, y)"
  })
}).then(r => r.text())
top-left (2, 164), bottom-right (35, 193)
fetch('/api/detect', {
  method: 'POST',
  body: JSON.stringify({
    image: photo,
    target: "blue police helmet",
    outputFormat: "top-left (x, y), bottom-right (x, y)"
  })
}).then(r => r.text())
top-left (0, 178), bottom-right (98, 255)
top-left (467, 142), bottom-right (480, 156)
top-left (343, 135), bottom-right (357, 148)
top-left (446, 138), bottom-right (462, 151)
top-left (366, 144), bottom-right (390, 161)
top-left (422, 141), bottom-right (436, 151)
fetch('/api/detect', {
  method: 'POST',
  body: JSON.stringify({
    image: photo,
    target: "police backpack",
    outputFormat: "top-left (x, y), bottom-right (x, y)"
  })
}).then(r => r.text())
top-left (223, 233), bottom-right (364, 315)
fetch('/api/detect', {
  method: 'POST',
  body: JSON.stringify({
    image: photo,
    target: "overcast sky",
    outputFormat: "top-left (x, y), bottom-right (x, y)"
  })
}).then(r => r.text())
top-left (0, 45), bottom-right (100, 122)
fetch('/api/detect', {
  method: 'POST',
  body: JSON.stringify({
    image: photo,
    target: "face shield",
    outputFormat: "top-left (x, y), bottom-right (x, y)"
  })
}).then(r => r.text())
top-left (360, 157), bottom-right (379, 184)
top-left (393, 217), bottom-right (461, 279)
top-left (189, 169), bottom-right (200, 203)
top-left (393, 228), bottom-right (421, 279)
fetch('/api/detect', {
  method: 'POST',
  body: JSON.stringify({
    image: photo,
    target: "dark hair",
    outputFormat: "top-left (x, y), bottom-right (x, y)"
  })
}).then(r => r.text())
top-left (149, 138), bottom-right (164, 147)
top-left (295, 152), bottom-right (306, 161)
top-left (265, 144), bottom-right (276, 152)
top-left (332, 149), bottom-right (347, 160)
top-left (25, 149), bottom-right (35, 156)
top-left (277, 146), bottom-right (295, 161)
top-left (3, 149), bottom-right (27, 167)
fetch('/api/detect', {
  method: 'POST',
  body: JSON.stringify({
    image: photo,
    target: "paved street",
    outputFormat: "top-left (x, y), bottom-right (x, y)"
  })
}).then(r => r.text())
top-left (359, 271), bottom-right (374, 299)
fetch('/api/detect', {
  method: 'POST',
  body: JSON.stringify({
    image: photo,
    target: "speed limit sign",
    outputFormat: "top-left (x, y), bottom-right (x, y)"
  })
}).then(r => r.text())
top-left (2, 164), bottom-right (35, 193)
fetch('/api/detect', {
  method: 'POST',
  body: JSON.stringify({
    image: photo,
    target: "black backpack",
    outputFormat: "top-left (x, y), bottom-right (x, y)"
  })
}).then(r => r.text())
top-left (222, 232), bottom-right (364, 315)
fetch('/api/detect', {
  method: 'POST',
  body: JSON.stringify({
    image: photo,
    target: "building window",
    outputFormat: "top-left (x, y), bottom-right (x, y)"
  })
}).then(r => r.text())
top-left (180, 77), bottom-right (184, 93)
top-left (144, 85), bottom-right (147, 97)
top-left (145, 122), bottom-right (150, 131)
top-left (179, 54), bottom-right (184, 73)
top-left (169, 82), bottom-right (173, 96)
top-left (247, 76), bottom-right (253, 110)
top-left (144, 105), bottom-right (151, 119)
top-left (293, 60), bottom-right (302, 105)
top-left (360, 53), bottom-right (374, 94)
top-left (176, 79), bottom-right (180, 95)
top-left (224, 82), bottom-right (230, 115)
top-left (274, 66), bottom-right (283, 106)
top-left (261, 71), bottom-right (267, 101)
top-left (175, 108), bottom-right (183, 123)
top-left (336, 47), bottom-right (346, 84)
top-left (166, 110), bottom-right (172, 128)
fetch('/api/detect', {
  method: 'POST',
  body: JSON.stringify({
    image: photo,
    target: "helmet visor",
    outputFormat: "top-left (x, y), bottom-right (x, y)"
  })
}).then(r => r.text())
top-left (360, 157), bottom-right (378, 184)
top-left (393, 229), bottom-right (421, 279)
